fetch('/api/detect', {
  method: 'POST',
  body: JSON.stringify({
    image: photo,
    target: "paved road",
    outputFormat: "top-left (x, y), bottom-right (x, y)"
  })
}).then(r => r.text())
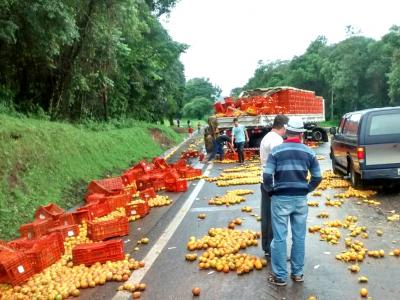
top-left (81, 140), bottom-right (400, 300)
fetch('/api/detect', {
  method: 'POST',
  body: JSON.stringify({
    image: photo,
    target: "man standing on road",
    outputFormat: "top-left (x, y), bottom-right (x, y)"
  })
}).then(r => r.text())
top-left (231, 118), bottom-right (249, 163)
top-left (259, 115), bottom-right (289, 258)
top-left (263, 117), bottom-right (322, 286)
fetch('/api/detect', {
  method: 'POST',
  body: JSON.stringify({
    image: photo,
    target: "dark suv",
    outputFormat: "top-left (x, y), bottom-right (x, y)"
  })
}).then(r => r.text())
top-left (330, 106), bottom-right (400, 187)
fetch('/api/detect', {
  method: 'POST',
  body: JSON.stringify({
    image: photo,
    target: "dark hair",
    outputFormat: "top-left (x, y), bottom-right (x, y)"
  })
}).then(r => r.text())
top-left (272, 115), bottom-right (289, 129)
top-left (233, 118), bottom-right (239, 123)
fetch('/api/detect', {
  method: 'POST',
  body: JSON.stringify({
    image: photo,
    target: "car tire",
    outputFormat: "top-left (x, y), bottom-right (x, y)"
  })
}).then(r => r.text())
top-left (331, 155), bottom-right (341, 175)
top-left (312, 129), bottom-right (324, 142)
top-left (350, 163), bottom-right (363, 188)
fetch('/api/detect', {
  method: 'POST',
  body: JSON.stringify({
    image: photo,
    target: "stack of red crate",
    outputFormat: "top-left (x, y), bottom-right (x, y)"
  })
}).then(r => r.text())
top-left (72, 239), bottom-right (125, 266)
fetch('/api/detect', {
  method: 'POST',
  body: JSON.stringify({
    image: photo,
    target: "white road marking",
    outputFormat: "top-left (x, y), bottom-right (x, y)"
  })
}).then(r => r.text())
top-left (112, 163), bottom-right (213, 300)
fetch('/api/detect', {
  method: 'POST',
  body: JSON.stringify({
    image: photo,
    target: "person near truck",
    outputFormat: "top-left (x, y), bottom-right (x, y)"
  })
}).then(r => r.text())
top-left (259, 115), bottom-right (289, 259)
top-left (231, 118), bottom-right (249, 163)
top-left (263, 116), bottom-right (322, 286)
top-left (207, 130), bottom-right (235, 162)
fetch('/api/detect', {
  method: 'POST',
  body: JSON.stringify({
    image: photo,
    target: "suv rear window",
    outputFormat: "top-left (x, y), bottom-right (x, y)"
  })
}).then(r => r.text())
top-left (369, 113), bottom-right (400, 135)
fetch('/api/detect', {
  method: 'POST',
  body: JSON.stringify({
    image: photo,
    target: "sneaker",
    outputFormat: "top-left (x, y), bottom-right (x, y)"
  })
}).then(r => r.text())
top-left (268, 275), bottom-right (287, 286)
top-left (290, 274), bottom-right (304, 282)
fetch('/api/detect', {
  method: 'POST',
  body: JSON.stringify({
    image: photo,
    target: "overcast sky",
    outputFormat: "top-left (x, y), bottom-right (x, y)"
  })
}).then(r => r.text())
top-left (161, 0), bottom-right (400, 96)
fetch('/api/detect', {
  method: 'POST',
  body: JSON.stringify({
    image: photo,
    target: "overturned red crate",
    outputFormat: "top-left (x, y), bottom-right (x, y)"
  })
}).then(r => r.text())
top-left (135, 160), bottom-right (154, 173)
top-left (87, 176), bottom-right (125, 195)
top-left (34, 203), bottom-right (65, 221)
top-left (122, 168), bottom-right (142, 185)
top-left (77, 201), bottom-right (111, 219)
top-left (126, 202), bottom-right (150, 218)
top-left (20, 219), bottom-right (55, 240)
top-left (57, 212), bottom-right (76, 226)
top-left (48, 224), bottom-right (79, 239)
top-left (72, 239), bottom-right (125, 266)
top-left (139, 188), bottom-right (156, 201)
top-left (24, 233), bottom-right (64, 273)
top-left (72, 209), bottom-right (92, 224)
top-left (182, 168), bottom-right (202, 178)
top-left (87, 216), bottom-right (129, 241)
top-left (85, 193), bottom-right (106, 204)
top-left (165, 179), bottom-right (187, 192)
top-left (105, 193), bottom-right (131, 211)
top-left (0, 251), bottom-right (35, 286)
top-left (152, 157), bottom-right (170, 170)
top-left (136, 174), bottom-right (152, 191)
top-left (152, 179), bottom-right (165, 191)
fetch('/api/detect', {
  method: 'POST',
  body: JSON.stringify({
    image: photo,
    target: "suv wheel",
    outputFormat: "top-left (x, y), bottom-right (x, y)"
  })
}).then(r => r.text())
top-left (331, 154), bottom-right (341, 175)
top-left (350, 163), bottom-right (362, 188)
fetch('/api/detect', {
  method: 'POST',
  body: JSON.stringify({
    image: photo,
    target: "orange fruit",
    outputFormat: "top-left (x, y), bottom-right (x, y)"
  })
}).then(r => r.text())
top-left (360, 288), bottom-right (368, 297)
top-left (192, 287), bottom-right (201, 296)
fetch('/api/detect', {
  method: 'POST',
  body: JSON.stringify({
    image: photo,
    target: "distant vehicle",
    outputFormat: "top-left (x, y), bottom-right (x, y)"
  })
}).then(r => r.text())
top-left (212, 87), bottom-right (328, 148)
top-left (330, 106), bottom-right (400, 187)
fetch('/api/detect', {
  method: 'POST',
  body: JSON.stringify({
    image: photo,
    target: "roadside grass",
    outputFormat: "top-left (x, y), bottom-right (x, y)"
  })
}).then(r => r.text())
top-left (0, 114), bottom-right (182, 239)
top-left (318, 120), bottom-right (339, 127)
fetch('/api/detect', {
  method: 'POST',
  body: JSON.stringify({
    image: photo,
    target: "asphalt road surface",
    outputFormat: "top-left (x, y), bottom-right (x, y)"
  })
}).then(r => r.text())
top-left (81, 138), bottom-right (400, 300)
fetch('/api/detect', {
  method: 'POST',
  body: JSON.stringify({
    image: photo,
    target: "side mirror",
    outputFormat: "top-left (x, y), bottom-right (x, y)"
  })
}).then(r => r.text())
top-left (329, 127), bottom-right (337, 135)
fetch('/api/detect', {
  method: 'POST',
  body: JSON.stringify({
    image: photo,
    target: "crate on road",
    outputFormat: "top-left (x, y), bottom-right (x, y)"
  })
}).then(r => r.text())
top-left (87, 216), bottom-right (129, 241)
top-left (72, 239), bottom-right (125, 266)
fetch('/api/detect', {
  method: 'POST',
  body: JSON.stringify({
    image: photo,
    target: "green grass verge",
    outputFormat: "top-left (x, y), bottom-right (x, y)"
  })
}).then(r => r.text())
top-left (318, 120), bottom-right (339, 127)
top-left (0, 114), bottom-right (183, 240)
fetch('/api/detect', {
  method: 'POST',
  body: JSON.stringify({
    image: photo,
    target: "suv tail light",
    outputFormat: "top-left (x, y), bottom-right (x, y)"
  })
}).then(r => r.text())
top-left (357, 147), bottom-right (365, 163)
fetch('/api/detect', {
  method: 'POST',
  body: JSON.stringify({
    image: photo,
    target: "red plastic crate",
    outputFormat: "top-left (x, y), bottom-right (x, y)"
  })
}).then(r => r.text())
top-left (85, 193), bottom-right (106, 204)
top-left (87, 216), bottom-right (129, 241)
top-left (126, 202), bottom-right (150, 218)
top-left (139, 188), bottom-right (156, 201)
top-left (152, 157), bottom-right (170, 170)
top-left (72, 209), bottom-right (92, 224)
top-left (165, 179), bottom-right (187, 192)
top-left (105, 193), bottom-right (131, 211)
top-left (0, 251), bottom-right (35, 286)
top-left (34, 203), bottom-right (65, 221)
top-left (136, 174), bottom-right (152, 191)
top-left (7, 238), bottom-right (35, 251)
top-left (72, 239), bottom-right (125, 266)
top-left (165, 169), bottom-right (180, 181)
top-left (181, 168), bottom-right (202, 178)
top-left (135, 160), bottom-right (154, 173)
top-left (152, 179), bottom-right (165, 191)
top-left (57, 212), bottom-right (77, 226)
top-left (87, 176), bottom-right (125, 195)
top-left (25, 233), bottom-right (64, 273)
top-left (48, 224), bottom-right (79, 239)
top-left (20, 219), bottom-right (55, 240)
top-left (122, 168), bottom-right (143, 185)
top-left (78, 201), bottom-right (111, 219)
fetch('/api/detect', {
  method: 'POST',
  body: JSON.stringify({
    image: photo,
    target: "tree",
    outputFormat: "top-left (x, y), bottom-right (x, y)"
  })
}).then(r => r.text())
top-left (184, 78), bottom-right (221, 103)
top-left (182, 97), bottom-right (213, 120)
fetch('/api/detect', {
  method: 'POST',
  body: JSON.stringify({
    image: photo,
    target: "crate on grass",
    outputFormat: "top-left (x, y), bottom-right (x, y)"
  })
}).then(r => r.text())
top-left (34, 203), bottom-right (65, 221)
top-left (56, 212), bottom-right (76, 226)
top-left (85, 193), bottom-right (106, 204)
top-left (0, 251), bottom-right (35, 286)
top-left (72, 239), bottom-right (125, 266)
top-left (87, 216), bottom-right (129, 241)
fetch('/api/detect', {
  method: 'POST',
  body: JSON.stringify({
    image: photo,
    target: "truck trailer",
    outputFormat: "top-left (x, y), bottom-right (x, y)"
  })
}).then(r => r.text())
top-left (207, 87), bottom-right (328, 150)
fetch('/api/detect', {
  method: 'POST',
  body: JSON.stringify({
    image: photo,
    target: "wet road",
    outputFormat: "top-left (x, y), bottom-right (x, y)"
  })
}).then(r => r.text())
top-left (81, 140), bottom-right (400, 300)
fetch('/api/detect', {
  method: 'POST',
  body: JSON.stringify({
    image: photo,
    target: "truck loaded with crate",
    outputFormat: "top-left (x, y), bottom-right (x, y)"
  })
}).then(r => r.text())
top-left (210, 86), bottom-right (328, 149)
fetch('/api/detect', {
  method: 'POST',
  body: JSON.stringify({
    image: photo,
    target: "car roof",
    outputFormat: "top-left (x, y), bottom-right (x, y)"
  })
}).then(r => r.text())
top-left (343, 106), bottom-right (400, 118)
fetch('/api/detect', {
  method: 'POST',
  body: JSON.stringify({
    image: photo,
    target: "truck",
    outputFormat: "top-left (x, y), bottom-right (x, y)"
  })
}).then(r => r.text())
top-left (207, 86), bottom-right (328, 150)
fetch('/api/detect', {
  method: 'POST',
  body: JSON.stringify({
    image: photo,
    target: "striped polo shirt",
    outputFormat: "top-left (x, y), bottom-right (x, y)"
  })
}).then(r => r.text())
top-left (263, 137), bottom-right (322, 196)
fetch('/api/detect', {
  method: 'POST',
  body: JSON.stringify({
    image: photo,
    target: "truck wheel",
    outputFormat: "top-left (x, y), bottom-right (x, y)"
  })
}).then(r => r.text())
top-left (350, 163), bottom-right (363, 188)
top-left (312, 129), bottom-right (324, 142)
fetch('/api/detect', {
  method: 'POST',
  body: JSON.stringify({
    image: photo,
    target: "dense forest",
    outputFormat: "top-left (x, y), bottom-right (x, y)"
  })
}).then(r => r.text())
top-left (233, 26), bottom-right (400, 119)
top-left (0, 0), bottom-right (192, 123)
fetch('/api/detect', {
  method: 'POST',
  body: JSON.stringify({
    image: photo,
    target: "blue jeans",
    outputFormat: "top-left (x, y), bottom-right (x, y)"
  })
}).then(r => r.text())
top-left (270, 195), bottom-right (308, 281)
top-left (208, 139), bottom-right (224, 161)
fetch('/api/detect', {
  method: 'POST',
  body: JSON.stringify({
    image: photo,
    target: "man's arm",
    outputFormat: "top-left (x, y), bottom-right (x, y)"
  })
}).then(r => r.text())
top-left (263, 153), bottom-right (276, 194)
top-left (308, 155), bottom-right (322, 192)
